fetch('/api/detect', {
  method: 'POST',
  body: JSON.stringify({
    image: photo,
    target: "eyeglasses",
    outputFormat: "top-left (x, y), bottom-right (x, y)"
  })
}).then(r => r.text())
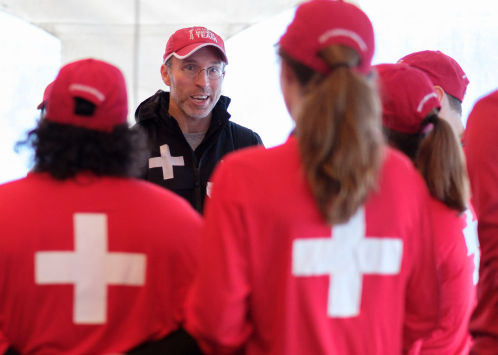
top-left (166, 64), bottom-right (225, 80)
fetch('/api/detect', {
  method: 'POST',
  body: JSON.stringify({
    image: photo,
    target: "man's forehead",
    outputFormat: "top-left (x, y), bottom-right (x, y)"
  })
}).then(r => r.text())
top-left (174, 46), bottom-right (225, 65)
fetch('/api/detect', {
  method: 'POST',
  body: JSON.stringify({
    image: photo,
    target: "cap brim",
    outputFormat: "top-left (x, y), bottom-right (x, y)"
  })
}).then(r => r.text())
top-left (37, 100), bottom-right (47, 110)
top-left (164, 43), bottom-right (228, 64)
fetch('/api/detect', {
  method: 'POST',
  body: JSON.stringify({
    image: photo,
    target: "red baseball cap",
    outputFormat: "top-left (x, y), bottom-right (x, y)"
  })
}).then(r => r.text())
top-left (37, 81), bottom-right (54, 110)
top-left (45, 59), bottom-right (128, 132)
top-left (398, 50), bottom-right (469, 102)
top-left (279, 0), bottom-right (375, 75)
top-left (163, 26), bottom-right (228, 64)
top-left (376, 63), bottom-right (441, 134)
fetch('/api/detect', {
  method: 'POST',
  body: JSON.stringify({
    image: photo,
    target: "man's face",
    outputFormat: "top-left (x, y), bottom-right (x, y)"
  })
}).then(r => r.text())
top-left (162, 46), bottom-right (225, 121)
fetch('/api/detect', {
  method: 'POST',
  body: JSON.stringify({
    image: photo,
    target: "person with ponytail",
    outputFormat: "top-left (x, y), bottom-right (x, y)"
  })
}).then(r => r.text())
top-left (376, 63), bottom-right (476, 355)
top-left (185, 1), bottom-right (440, 354)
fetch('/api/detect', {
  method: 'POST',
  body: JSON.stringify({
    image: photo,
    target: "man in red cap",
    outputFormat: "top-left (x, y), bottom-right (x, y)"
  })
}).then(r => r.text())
top-left (135, 26), bottom-right (263, 213)
top-left (465, 90), bottom-right (498, 355)
top-left (398, 50), bottom-right (469, 142)
top-left (0, 58), bottom-right (202, 355)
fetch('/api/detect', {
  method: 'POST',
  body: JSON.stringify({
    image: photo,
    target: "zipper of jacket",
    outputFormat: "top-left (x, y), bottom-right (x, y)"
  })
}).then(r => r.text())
top-left (183, 140), bottom-right (202, 214)
top-left (194, 120), bottom-right (224, 213)
top-left (197, 120), bottom-right (223, 170)
top-left (193, 162), bottom-right (202, 213)
top-left (170, 109), bottom-right (226, 214)
top-left (165, 113), bottom-right (203, 213)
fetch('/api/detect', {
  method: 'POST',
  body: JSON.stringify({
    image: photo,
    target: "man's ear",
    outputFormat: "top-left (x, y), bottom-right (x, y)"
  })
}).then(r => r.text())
top-left (280, 60), bottom-right (297, 88)
top-left (161, 64), bottom-right (171, 86)
top-left (434, 85), bottom-right (445, 102)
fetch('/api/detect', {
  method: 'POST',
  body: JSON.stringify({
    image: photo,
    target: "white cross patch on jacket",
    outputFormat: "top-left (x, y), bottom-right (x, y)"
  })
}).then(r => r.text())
top-left (149, 144), bottom-right (185, 180)
top-left (292, 207), bottom-right (403, 318)
top-left (35, 213), bottom-right (147, 324)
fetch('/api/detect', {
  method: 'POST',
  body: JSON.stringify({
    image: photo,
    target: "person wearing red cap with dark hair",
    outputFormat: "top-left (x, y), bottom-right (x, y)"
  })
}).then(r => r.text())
top-left (135, 26), bottom-right (263, 214)
top-left (398, 50), bottom-right (469, 142)
top-left (184, 1), bottom-right (440, 354)
top-left (465, 90), bottom-right (498, 355)
top-left (0, 58), bottom-right (203, 355)
top-left (376, 63), bottom-right (476, 355)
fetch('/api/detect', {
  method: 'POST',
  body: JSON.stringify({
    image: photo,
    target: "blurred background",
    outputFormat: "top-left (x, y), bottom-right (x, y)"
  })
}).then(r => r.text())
top-left (1, 0), bottom-right (496, 184)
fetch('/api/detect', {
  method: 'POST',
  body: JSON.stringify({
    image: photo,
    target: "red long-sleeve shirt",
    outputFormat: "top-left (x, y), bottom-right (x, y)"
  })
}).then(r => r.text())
top-left (411, 199), bottom-right (476, 355)
top-left (465, 89), bottom-right (498, 355)
top-left (186, 137), bottom-right (440, 355)
top-left (0, 173), bottom-right (201, 354)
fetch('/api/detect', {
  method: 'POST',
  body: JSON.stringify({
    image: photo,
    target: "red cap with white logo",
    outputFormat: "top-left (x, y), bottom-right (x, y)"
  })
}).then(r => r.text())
top-left (398, 50), bottom-right (469, 102)
top-left (163, 27), bottom-right (228, 64)
top-left (279, 0), bottom-right (375, 76)
top-left (45, 58), bottom-right (128, 132)
top-left (376, 63), bottom-right (441, 134)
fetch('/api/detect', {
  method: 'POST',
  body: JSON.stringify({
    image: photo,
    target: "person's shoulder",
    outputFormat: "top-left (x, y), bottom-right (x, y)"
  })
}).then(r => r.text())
top-left (381, 147), bottom-right (424, 183)
top-left (208, 138), bottom-right (298, 203)
top-left (0, 173), bottom-right (50, 193)
top-left (474, 89), bottom-right (498, 110)
top-left (428, 197), bottom-right (463, 226)
top-left (0, 176), bottom-right (28, 195)
top-left (465, 89), bottom-right (498, 146)
top-left (376, 146), bottom-right (430, 202)
top-left (0, 174), bottom-right (54, 217)
top-left (114, 177), bottom-right (187, 202)
top-left (227, 120), bottom-right (262, 135)
top-left (221, 136), bottom-right (296, 174)
top-left (383, 146), bottom-right (415, 171)
top-left (226, 121), bottom-right (264, 146)
top-left (134, 90), bottom-right (168, 125)
top-left (124, 177), bottom-right (198, 207)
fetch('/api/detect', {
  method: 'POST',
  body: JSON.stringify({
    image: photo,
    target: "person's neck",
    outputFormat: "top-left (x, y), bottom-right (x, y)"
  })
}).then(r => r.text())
top-left (168, 104), bottom-right (212, 133)
top-left (439, 95), bottom-right (465, 140)
top-left (442, 109), bottom-right (465, 140)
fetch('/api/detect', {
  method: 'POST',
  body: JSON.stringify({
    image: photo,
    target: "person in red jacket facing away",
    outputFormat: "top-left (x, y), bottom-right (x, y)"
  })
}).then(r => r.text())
top-left (0, 59), bottom-right (202, 355)
top-left (465, 89), bottom-right (498, 355)
top-left (185, 1), bottom-right (440, 354)
top-left (397, 50), bottom-right (480, 286)
top-left (376, 63), bottom-right (476, 355)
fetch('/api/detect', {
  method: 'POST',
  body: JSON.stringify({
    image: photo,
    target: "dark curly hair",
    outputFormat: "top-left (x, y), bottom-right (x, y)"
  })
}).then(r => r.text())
top-left (17, 119), bottom-right (149, 180)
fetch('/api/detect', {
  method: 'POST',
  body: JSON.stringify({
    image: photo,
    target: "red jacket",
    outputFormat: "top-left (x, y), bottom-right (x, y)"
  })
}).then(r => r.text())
top-left (465, 89), bottom-right (498, 355)
top-left (186, 137), bottom-right (440, 355)
top-left (0, 173), bottom-right (201, 354)
top-left (411, 199), bottom-right (476, 355)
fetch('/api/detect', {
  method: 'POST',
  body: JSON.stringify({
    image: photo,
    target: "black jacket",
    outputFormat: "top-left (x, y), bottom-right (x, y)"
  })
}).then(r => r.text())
top-left (135, 90), bottom-right (263, 213)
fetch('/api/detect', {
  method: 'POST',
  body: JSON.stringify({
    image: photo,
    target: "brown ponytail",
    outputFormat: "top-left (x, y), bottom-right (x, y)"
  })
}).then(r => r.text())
top-left (280, 45), bottom-right (384, 225)
top-left (415, 115), bottom-right (469, 212)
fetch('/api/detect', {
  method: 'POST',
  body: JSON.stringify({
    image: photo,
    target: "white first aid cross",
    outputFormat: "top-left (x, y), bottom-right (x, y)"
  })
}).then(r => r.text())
top-left (35, 213), bottom-right (147, 324)
top-left (292, 207), bottom-right (403, 318)
top-left (463, 208), bottom-right (480, 285)
top-left (149, 144), bottom-right (184, 180)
